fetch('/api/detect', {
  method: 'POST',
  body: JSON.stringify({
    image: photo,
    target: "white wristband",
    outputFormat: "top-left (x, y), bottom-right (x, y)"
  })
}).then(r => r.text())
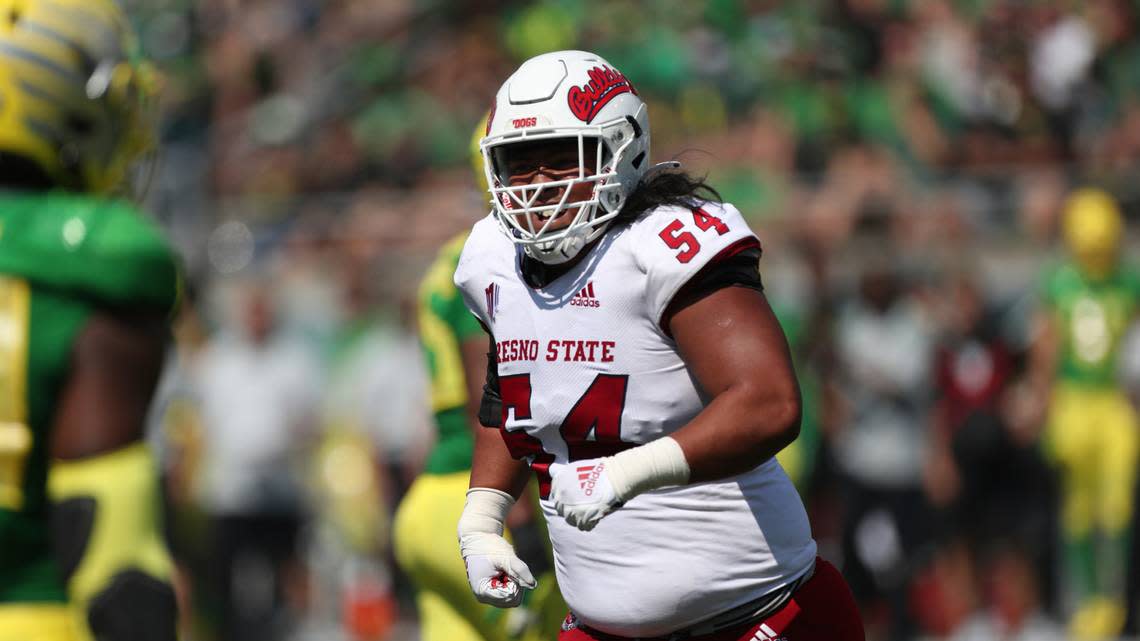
top-left (605, 436), bottom-right (690, 501)
top-left (458, 487), bottom-right (515, 538)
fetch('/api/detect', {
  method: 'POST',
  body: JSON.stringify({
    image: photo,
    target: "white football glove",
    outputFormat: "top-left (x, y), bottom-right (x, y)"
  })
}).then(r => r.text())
top-left (458, 488), bottom-right (537, 607)
top-left (550, 437), bottom-right (691, 532)
top-left (550, 458), bottom-right (622, 532)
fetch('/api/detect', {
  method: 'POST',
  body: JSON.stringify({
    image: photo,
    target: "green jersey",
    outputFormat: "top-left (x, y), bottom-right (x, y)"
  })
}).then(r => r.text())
top-left (0, 193), bottom-right (178, 603)
top-left (418, 233), bottom-right (485, 475)
top-left (1041, 261), bottom-right (1140, 387)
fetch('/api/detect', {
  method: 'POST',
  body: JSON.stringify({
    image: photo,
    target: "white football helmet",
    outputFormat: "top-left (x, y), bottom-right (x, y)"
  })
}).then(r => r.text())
top-left (482, 50), bottom-right (651, 264)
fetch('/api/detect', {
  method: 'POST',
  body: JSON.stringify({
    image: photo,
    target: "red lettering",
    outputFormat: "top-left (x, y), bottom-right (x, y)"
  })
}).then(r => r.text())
top-left (498, 373), bottom-right (632, 498)
top-left (561, 374), bottom-right (631, 461)
top-left (499, 374), bottom-right (554, 496)
top-left (586, 340), bottom-right (599, 361)
top-left (561, 340), bottom-right (574, 361)
top-left (566, 65), bottom-right (635, 123)
top-left (692, 207), bottom-right (729, 235)
top-left (601, 341), bottom-right (615, 362)
top-left (658, 219), bottom-right (700, 263)
top-left (573, 341), bottom-right (587, 362)
top-left (545, 341), bottom-right (558, 361)
top-left (658, 209), bottom-right (733, 263)
top-left (497, 339), bottom-right (542, 362)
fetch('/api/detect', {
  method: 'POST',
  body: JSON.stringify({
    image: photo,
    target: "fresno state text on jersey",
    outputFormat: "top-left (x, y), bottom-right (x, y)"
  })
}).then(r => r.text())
top-left (496, 338), bottom-right (616, 364)
top-left (454, 201), bottom-right (816, 638)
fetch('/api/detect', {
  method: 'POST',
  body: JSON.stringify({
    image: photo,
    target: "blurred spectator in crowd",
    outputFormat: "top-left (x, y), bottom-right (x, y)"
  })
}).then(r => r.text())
top-left (828, 250), bottom-right (936, 641)
top-left (192, 281), bottom-right (323, 641)
top-left (967, 546), bottom-right (1066, 641)
top-left (910, 541), bottom-right (979, 641)
top-left (1029, 188), bottom-right (1140, 640)
top-left (914, 542), bottom-right (1065, 641)
top-left (149, 283), bottom-right (213, 639)
top-left (924, 272), bottom-right (1057, 608)
top-left (907, 538), bottom-right (980, 638)
top-left (322, 264), bottom-right (432, 508)
top-left (311, 258), bottom-right (433, 639)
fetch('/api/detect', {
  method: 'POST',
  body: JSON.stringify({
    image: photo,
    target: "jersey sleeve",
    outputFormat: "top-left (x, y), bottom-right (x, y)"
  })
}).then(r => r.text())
top-left (0, 195), bottom-right (179, 313)
top-left (453, 217), bottom-right (501, 329)
top-left (633, 202), bottom-right (762, 326)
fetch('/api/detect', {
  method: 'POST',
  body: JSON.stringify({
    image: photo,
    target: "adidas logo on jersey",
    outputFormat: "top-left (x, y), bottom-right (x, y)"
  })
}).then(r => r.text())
top-left (577, 462), bottom-right (604, 496)
top-left (571, 281), bottom-right (600, 308)
top-left (750, 623), bottom-right (787, 641)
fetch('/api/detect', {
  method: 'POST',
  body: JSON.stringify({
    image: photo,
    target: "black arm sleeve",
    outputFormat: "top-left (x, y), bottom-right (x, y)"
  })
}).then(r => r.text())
top-left (478, 334), bottom-right (502, 427)
top-left (661, 247), bottom-right (764, 335)
top-left (689, 246), bottom-right (764, 295)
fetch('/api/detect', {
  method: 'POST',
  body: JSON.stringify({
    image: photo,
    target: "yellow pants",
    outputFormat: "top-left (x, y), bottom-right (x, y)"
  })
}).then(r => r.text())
top-left (0, 605), bottom-right (77, 641)
top-left (393, 472), bottom-right (564, 641)
top-left (1045, 384), bottom-right (1139, 538)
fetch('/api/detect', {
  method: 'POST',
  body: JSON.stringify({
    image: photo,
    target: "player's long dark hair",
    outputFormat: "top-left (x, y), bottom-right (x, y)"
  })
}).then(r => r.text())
top-left (615, 165), bottom-right (722, 225)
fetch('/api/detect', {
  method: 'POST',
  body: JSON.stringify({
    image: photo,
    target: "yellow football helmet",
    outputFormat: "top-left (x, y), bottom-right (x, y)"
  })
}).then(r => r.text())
top-left (471, 111), bottom-right (489, 195)
top-left (0, 0), bottom-right (159, 194)
top-left (1062, 188), bottom-right (1125, 280)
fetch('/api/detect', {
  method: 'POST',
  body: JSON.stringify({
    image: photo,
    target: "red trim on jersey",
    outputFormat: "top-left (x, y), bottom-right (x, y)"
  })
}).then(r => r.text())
top-left (658, 236), bottom-right (763, 337)
top-left (559, 558), bottom-right (864, 641)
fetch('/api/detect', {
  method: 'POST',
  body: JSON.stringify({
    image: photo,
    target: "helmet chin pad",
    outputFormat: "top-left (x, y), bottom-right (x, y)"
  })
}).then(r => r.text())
top-left (525, 227), bottom-right (590, 265)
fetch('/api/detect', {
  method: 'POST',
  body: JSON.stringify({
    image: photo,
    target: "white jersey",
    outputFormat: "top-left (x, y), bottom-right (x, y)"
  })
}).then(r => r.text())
top-left (455, 202), bottom-right (816, 636)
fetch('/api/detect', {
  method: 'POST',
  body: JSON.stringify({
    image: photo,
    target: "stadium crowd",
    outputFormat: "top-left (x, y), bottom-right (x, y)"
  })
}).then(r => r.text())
top-left (128, 1), bottom-right (1140, 640)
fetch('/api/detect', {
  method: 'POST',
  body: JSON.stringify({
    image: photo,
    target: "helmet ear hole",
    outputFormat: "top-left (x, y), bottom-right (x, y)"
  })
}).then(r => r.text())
top-left (624, 115), bottom-right (642, 138)
top-left (604, 190), bottom-right (620, 210)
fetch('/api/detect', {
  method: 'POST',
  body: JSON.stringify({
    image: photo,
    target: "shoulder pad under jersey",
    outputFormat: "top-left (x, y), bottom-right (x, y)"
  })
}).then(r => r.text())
top-left (0, 193), bottom-right (180, 312)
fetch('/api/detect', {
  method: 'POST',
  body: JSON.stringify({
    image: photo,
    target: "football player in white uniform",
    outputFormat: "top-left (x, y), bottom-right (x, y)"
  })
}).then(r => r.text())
top-left (455, 50), bottom-right (865, 641)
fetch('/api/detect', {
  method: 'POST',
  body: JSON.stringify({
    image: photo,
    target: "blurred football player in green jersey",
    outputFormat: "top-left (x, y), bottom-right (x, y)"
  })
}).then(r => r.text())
top-left (392, 117), bottom-right (564, 641)
top-left (1031, 188), bottom-right (1140, 640)
top-left (0, 1), bottom-right (178, 640)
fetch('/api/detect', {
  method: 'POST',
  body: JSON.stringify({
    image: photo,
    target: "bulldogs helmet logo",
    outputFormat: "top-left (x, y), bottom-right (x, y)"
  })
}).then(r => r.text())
top-left (567, 66), bottom-right (637, 124)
